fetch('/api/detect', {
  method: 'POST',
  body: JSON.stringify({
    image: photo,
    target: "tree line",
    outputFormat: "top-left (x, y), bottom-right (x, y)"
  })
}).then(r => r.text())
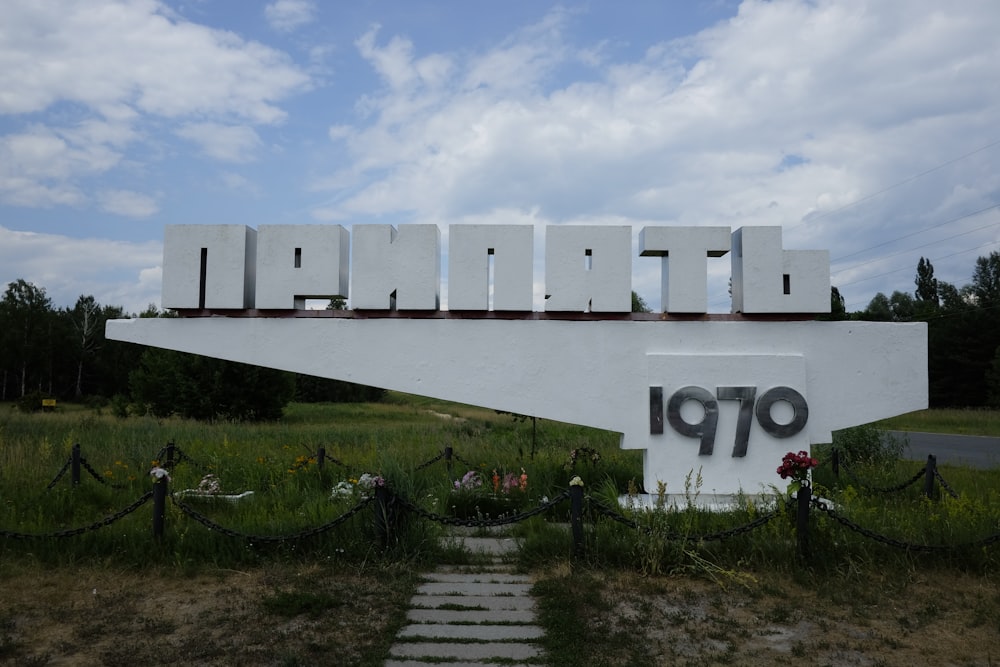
top-left (2, 250), bottom-right (998, 419)
top-left (831, 251), bottom-right (1000, 408)
top-left (0, 279), bottom-right (384, 420)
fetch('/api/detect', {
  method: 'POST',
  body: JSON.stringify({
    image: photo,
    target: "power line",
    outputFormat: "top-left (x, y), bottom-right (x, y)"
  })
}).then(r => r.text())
top-left (841, 239), bottom-right (1000, 309)
top-left (832, 218), bottom-right (1000, 278)
top-left (832, 204), bottom-right (1000, 263)
top-left (794, 138), bottom-right (1000, 227)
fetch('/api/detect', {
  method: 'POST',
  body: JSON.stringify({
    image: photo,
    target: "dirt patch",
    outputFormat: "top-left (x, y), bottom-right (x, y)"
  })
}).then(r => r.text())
top-left (0, 562), bottom-right (415, 666)
top-left (594, 571), bottom-right (1000, 666)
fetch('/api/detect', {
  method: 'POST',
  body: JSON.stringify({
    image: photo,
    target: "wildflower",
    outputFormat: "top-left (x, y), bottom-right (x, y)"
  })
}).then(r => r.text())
top-left (570, 476), bottom-right (584, 487)
top-left (454, 470), bottom-right (482, 491)
top-left (492, 469), bottom-right (500, 494)
top-left (519, 468), bottom-right (528, 492)
top-left (331, 481), bottom-right (354, 499)
top-left (149, 467), bottom-right (170, 482)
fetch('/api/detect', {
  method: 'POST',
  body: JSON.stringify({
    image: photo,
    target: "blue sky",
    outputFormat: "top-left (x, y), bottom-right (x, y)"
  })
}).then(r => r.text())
top-left (1, 0), bottom-right (998, 313)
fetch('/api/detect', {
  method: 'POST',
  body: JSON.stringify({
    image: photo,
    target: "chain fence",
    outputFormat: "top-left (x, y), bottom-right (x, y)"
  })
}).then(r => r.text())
top-left (0, 491), bottom-right (154, 540)
top-left (4, 443), bottom-right (998, 560)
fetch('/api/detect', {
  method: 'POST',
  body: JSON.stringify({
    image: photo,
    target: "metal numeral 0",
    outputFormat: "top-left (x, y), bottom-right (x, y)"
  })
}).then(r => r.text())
top-left (755, 386), bottom-right (808, 438)
top-left (655, 384), bottom-right (808, 457)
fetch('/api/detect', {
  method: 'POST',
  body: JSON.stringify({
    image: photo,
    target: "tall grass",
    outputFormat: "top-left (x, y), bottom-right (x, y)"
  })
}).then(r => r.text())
top-left (0, 395), bottom-right (636, 568)
top-left (2, 399), bottom-right (998, 575)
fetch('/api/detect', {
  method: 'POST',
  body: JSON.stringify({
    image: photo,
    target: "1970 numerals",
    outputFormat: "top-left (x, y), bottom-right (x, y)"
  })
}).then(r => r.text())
top-left (649, 385), bottom-right (807, 457)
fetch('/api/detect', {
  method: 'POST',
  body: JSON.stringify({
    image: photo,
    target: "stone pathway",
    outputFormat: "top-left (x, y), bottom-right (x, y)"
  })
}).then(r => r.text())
top-left (384, 531), bottom-right (546, 666)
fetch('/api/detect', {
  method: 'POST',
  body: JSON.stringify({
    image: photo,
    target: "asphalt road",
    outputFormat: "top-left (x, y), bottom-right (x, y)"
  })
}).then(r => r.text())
top-left (890, 431), bottom-right (1000, 469)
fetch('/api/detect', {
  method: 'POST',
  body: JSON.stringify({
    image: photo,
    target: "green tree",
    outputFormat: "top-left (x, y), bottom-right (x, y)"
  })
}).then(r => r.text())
top-left (631, 291), bottom-right (651, 313)
top-left (130, 350), bottom-right (296, 421)
top-left (861, 292), bottom-right (892, 321)
top-left (970, 251), bottom-right (1000, 308)
top-left (915, 257), bottom-right (938, 305)
top-left (0, 280), bottom-right (54, 398)
top-left (987, 344), bottom-right (1000, 408)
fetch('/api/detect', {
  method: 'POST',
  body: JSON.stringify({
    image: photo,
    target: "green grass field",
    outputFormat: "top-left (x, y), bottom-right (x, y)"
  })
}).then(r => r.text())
top-left (2, 399), bottom-right (999, 666)
top-left (879, 407), bottom-right (1000, 436)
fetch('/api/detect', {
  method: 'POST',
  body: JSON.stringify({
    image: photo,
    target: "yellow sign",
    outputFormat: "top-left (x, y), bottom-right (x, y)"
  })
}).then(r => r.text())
top-left (41, 398), bottom-right (56, 407)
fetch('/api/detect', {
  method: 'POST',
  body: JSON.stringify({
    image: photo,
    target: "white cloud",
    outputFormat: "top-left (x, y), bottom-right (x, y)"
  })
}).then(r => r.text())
top-left (98, 189), bottom-right (159, 218)
top-left (0, 125), bottom-right (122, 207)
top-left (176, 123), bottom-right (263, 163)
top-left (315, 1), bottom-right (1000, 310)
top-left (0, 0), bottom-right (310, 212)
top-left (0, 225), bottom-right (163, 313)
top-left (265, 0), bottom-right (316, 33)
top-left (0, 0), bottom-right (310, 123)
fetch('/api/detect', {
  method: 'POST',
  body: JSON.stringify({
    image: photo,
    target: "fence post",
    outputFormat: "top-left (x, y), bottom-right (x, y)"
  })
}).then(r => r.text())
top-left (71, 443), bottom-right (81, 486)
top-left (796, 483), bottom-right (811, 560)
top-left (374, 485), bottom-right (391, 549)
top-left (924, 454), bottom-right (937, 499)
top-left (444, 446), bottom-right (453, 478)
top-left (165, 442), bottom-right (175, 468)
top-left (831, 447), bottom-right (840, 478)
top-left (152, 473), bottom-right (167, 540)
top-left (317, 447), bottom-right (326, 471)
top-left (570, 481), bottom-right (584, 558)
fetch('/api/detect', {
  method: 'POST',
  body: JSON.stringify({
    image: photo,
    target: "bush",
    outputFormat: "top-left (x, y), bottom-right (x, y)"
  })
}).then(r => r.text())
top-left (15, 390), bottom-right (48, 413)
top-left (831, 424), bottom-right (903, 470)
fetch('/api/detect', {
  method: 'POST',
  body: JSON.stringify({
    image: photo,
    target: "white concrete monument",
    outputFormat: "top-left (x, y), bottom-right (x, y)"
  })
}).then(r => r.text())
top-left (108, 223), bottom-right (927, 497)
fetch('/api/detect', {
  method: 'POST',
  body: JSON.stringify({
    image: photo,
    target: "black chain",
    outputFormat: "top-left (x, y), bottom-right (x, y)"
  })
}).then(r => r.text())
top-left (44, 457), bottom-right (73, 489)
top-left (934, 469), bottom-right (961, 499)
top-left (0, 491), bottom-right (154, 540)
top-left (588, 496), bottom-right (778, 542)
top-left (414, 451), bottom-right (445, 471)
top-left (393, 490), bottom-right (571, 528)
top-left (79, 457), bottom-right (130, 489)
top-left (170, 493), bottom-right (373, 542)
top-left (810, 497), bottom-right (1000, 551)
top-left (175, 448), bottom-right (211, 472)
top-left (839, 461), bottom-right (927, 494)
top-left (451, 451), bottom-right (475, 467)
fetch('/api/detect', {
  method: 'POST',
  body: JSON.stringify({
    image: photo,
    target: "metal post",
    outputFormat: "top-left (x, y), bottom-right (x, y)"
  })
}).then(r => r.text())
top-left (152, 474), bottom-right (167, 539)
top-left (831, 447), bottom-right (840, 478)
top-left (924, 454), bottom-right (937, 499)
top-left (570, 484), bottom-right (584, 558)
top-left (165, 442), bottom-right (175, 469)
top-left (71, 443), bottom-right (81, 486)
top-left (444, 446), bottom-right (453, 479)
top-left (317, 447), bottom-right (326, 471)
top-left (796, 483), bottom-right (811, 560)
top-left (374, 485), bottom-right (391, 549)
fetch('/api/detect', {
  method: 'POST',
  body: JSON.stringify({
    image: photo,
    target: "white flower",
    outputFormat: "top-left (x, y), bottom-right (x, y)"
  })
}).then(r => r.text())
top-left (149, 467), bottom-right (170, 482)
top-left (570, 476), bottom-right (584, 487)
top-left (331, 481), bottom-right (354, 499)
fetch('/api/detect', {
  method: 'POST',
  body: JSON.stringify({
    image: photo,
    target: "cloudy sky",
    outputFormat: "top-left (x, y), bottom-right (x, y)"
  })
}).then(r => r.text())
top-left (1, 0), bottom-right (998, 314)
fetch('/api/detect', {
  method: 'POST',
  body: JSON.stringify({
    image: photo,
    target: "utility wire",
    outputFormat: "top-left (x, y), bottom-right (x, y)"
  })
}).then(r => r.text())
top-left (832, 219), bottom-right (1000, 278)
top-left (793, 138), bottom-right (1000, 227)
top-left (832, 204), bottom-right (1000, 263)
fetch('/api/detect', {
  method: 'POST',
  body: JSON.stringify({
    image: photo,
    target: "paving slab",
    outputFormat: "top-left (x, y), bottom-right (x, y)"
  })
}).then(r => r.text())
top-left (423, 571), bottom-right (532, 584)
top-left (398, 623), bottom-right (544, 640)
top-left (388, 641), bottom-right (542, 661)
top-left (406, 608), bottom-right (537, 624)
top-left (416, 581), bottom-right (533, 596)
top-left (410, 593), bottom-right (536, 610)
